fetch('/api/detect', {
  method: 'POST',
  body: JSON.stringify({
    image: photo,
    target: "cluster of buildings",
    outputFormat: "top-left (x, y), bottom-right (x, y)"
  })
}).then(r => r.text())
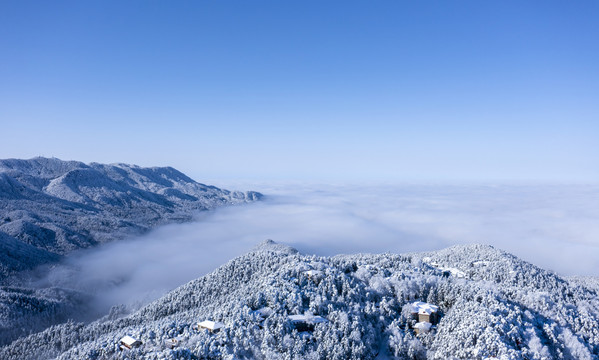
top-left (118, 299), bottom-right (440, 352)
top-left (118, 319), bottom-right (225, 351)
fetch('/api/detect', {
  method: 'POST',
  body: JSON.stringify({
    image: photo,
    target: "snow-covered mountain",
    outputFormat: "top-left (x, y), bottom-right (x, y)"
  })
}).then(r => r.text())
top-left (0, 157), bottom-right (262, 280)
top-left (3, 240), bottom-right (598, 360)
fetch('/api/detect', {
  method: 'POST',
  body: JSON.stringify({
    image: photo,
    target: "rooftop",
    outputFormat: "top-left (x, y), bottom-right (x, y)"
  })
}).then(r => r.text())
top-left (414, 321), bottom-right (432, 332)
top-left (411, 301), bottom-right (439, 315)
top-left (198, 320), bottom-right (225, 331)
top-left (119, 335), bottom-right (140, 346)
top-left (288, 314), bottom-right (328, 324)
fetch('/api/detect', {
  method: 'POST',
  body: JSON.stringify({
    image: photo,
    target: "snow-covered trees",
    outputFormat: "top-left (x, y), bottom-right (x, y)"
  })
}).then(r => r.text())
top-left (2, 241), bottom-right (599, 359)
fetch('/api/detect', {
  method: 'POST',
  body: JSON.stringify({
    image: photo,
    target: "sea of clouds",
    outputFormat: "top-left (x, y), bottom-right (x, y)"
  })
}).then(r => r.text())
top-left (34, 182), bottom-right (599, 316)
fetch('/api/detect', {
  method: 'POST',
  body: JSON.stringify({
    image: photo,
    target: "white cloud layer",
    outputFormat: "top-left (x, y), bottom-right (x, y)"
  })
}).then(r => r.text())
top-left (34, 183), bottom-right (599, 315)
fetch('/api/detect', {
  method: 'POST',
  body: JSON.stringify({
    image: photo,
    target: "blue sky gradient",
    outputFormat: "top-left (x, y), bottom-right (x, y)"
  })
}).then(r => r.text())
top-left (1, 1), bottom-right (597, 181)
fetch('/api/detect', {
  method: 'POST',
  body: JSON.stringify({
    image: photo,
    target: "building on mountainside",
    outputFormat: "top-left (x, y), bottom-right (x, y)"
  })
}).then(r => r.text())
top-left (254, 307), bottom-right (273, 320)
top-left (413, 321), bottom-right (433, 334)
top-left (410, 301), bottom-right (439, 324)
top-left (304, 269), bottom-right (323, 279)
top-left (194, 320), bottom-right (225, 333)
top-left (119, 335), bottom-right (142, 350)
top-left (164, 338), bottom-right (180, 349)
top-left (288, 314), bottom-right (328, 332)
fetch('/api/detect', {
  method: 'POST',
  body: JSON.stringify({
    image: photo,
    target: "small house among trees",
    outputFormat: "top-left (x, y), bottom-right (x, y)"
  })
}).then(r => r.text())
top-left (164, 337), bottom-right (180, 349)
top-left (304, 269), bottom-right (323, 278)
top-left (288, 314), bottom-right (328, 332)
top-left (194, 320), bottom-right (225, 333)
top-left (413, 321), bottom-right (432, 335)
top-left (410, 301), bottom-right (439, 335)
top-left (119, 335), bottom-right (142, 350)
top-left (410, 301), bottom-right (439, 324)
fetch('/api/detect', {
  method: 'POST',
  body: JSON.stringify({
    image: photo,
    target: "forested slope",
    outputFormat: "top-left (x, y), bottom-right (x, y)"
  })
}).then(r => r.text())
top-left (2, 240), bottom-right (598, 360)
top-left (0, 157), bottom-right (261, 280)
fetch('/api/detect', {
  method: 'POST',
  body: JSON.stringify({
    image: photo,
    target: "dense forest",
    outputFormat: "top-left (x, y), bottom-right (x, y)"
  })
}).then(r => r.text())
top-left (2, 240), bottom-right (598, 359)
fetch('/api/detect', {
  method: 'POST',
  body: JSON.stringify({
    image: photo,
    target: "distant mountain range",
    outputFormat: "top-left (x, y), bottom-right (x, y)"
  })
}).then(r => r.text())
top-left (0, 157), bottom-right (262, 280)
top-left (2, 240), bottom-right (599, 359)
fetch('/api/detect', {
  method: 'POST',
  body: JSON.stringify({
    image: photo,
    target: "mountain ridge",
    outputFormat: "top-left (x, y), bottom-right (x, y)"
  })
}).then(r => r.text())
top-left (0, 157), bottom-right (262, 280)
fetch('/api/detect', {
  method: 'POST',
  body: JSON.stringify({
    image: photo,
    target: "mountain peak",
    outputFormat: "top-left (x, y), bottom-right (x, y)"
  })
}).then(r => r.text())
top-left (252, 239), bottom-right (298, 254)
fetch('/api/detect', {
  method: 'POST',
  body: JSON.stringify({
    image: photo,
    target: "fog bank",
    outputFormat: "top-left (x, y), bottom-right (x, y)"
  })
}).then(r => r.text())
top-left (35, 183), bottom-right (599, 315)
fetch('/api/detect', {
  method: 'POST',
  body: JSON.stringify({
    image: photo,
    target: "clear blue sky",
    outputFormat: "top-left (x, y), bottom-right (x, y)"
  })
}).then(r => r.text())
top-left (1, 1), bottom-right (597, 182)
